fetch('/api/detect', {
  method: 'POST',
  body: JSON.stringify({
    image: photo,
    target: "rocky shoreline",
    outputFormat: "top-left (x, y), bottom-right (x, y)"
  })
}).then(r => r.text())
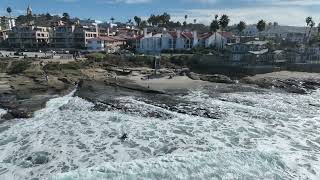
top-left (1, 58), bottom-right (320, 121)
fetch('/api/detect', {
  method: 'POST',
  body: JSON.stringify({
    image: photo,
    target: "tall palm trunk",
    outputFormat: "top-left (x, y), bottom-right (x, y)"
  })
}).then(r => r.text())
top-left (214, 32), bottom-right (217, 49)
top-left (307, 27), bottom-right (313, 42)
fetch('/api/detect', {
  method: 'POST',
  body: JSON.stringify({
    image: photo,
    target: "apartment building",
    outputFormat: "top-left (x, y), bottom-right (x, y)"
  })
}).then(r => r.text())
top-left (0, 16), bottom-right (15, 31)
top-left (51, 24), bottom-right (98, 49)
top-left (227, 41), bottom-right (269, 62)
top-left (7, 25), bottom-right (50, 48)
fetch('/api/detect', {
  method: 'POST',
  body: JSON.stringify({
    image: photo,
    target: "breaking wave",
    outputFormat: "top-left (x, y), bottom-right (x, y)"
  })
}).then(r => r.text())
top-left (0, 88), bottom-right (319, 179)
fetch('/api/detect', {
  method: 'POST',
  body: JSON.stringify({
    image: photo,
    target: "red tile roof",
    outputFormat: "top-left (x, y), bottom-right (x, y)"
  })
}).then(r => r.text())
top-left (168, 31), bottom-right (194, 39)
top-left (168, 31), bottom-right (177, 38)
top-left (182, 32), bottom-right (193, 39)
top-left (199, 32), bottom-right (213, 39)
top-left (199, 32), bottom-right (234, 40)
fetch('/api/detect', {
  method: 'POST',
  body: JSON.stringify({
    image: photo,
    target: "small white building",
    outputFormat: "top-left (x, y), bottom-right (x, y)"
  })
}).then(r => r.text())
top-left (199, 32), bottom-right (237, 49)
top-left (138, 29), bottom-right (199, 53)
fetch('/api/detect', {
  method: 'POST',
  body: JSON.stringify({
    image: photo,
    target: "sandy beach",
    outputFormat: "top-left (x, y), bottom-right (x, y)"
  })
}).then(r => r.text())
top-left (126, 75), bottom-right (208, 92)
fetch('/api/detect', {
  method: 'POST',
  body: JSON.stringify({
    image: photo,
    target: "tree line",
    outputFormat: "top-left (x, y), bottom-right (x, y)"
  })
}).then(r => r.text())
top-left (5, 6), bottom-right (320, 39)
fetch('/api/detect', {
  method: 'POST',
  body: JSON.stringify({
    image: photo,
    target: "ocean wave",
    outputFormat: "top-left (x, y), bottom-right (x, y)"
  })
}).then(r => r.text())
top-left (0, 88), bottom-right (319, 179)
top-left (49, 151), bottom-right (294, 180)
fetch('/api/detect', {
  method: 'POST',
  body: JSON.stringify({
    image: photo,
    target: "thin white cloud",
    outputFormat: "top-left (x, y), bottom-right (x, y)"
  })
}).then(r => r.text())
top-left (265, 0), bottom-right (320, 6)
top-left (103, 0), bottom-right (151, 4)
top-left (187, 0), bottom-right (320, 6)
top-left (169, 6), bottom-right (320, 26)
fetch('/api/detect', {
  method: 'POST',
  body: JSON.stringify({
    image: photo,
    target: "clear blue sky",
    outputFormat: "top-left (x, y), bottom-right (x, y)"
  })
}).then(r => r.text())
top-left (1, 0), bottom-right (320, 26)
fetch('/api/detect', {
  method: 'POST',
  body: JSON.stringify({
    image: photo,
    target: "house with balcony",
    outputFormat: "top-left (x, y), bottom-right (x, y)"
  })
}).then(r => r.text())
top-left (302, 43), bottom-right (320, 64)
top-left (138, 29), bottom-right (199, 53)
top-left (7, 25), bottom-right (50, 49)
top-left (227, 40), bottom-right (269, 62)
top-left (198, 32), bottom-right (237, 49)
top-left (51, 24), bottom-right (98, 49)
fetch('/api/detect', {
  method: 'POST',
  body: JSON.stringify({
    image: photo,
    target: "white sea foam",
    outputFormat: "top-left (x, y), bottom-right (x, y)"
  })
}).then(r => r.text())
top-left (0, 89), bottom-right (319, 179)
top-left (0, 108), bottom-right (7, 119)
top-left (49, 151), bottom-right (293, 180)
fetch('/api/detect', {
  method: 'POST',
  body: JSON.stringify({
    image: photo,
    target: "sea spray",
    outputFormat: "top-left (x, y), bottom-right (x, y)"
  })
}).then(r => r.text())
top-left (0, 88), bottom-right (319, 179)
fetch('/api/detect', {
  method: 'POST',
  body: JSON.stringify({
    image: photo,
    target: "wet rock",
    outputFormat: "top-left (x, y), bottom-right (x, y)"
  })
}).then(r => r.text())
top-left (178, 68), bottom-right (190, 76)
top-left (19, 161), bottom-right (33, 168)
top-left (186, 72), bottom-right (201, 80)
top-left (241, 77), bottom-right (318, 94)
top-left (58, 77), bottom-right (71, 84)
top-left (200, 74), bottom-right (235, 84)
top-left (7, 109), bottom-right (33, 119)
top-left (26, 151), bottom-right (51, 165)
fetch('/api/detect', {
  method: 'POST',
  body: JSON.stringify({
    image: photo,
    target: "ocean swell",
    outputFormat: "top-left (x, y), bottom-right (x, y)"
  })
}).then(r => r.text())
top-left (0, 88), bottom-right (319, 179)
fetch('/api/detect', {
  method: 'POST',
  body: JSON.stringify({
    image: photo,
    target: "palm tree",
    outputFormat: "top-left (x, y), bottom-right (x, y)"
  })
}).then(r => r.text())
top-left (148, 14), bottom-right (157, 26)
top-left (6, 7), bottom-right (13, 29)
top-left (127, 19), bottom-right (132, 25)
top-left (161, 12), bottom-right (171, 25)
top-left (193, 19), bottom-right (197, 24)
top-left (305, 16), bottom-right (312, 39)
top-left (219, 14), bottom-right (230, 31)
top-left (307, 20), bottom-right (315, 42)
top-left (134, 16), bottom-right (142, 27)
top-left (237, 21), bottom-right (246, 42)
top-left (257, 20), bottom-right (266, 40)
top-left (219, 14), bottom-right (230, 49)
top-left (184, 15), bottom-right (188, 26)
top-left (210, 16), bottom-right (220, 49)
top-left (140, 20), bottom-right (147, 28)
top-left (62, 12), bottom-right (70, 22)
top-left (110, 17), bottom-right (115, 23)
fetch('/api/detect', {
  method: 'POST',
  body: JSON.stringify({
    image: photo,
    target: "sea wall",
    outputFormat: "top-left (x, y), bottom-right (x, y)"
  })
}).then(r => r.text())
top-left (286, 63), bottom-right (320, 73)
top-left (188, 55), bottom-right (280, 77)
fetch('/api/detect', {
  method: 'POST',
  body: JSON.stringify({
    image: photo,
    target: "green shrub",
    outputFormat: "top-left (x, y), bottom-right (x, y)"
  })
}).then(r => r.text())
top-left (44, 62), bottom-right (82, 71)
top-left (85, 53), bottom-right (106, 62)
top-left (7, 60), bottom-right (32, 74)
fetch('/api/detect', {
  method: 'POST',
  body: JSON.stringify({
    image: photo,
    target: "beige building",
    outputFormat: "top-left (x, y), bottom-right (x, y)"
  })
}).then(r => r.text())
top-left (0, 16), bottom-right (15, 31)
top-left (51, 24), bottom-right (98, 49)
top-left (0, 30), bottom-right (9, 42)
top-left (7, 25), bottom-right (50, 49)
